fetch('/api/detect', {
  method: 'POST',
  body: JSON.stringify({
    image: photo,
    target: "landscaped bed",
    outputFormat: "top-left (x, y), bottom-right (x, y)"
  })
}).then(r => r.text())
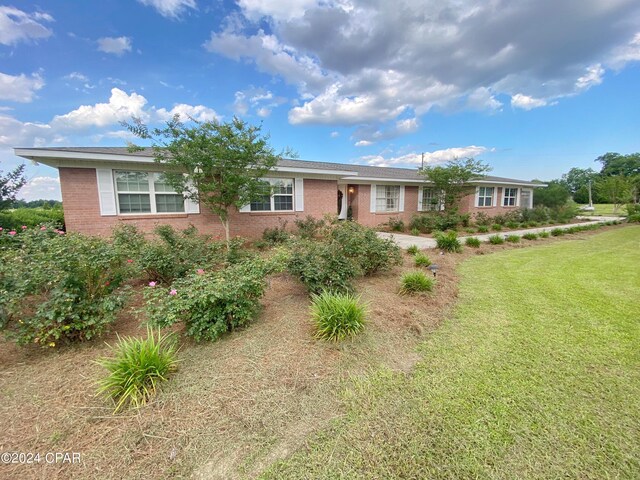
top-left (0, 222), bottom-right (636, 479)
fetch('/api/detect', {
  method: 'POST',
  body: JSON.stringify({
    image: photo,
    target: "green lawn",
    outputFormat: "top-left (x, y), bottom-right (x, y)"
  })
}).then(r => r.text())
top-left (579, 203), bottom-right (628, 216)
top-left (262, 227), bottom-right (640, 479)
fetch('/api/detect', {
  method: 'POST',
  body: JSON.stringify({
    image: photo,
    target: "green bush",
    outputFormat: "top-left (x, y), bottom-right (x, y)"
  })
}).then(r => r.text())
top-left (387, 217), bottom-right (405, 232)
top-left (262, 221), bottom-right (290, 244)
top-left (505, 234), bottom-right (520, 243)
top-left (399, 271), bottom-right (434, 295)
top-left (464, 228), bottom-right (476, 234)
top-left (310, 291), bottom-right (366, 341)
top-left (0, 228), bottom-right (129, 347)
top-left (473, 212), bottom-right (491, 226)
top-left (465, 237), bottom-right (481, 248)
top-left (491, 224), bottom-right (503, 231)
top-left (96, 328), bottom-right (179, 413)
top-left (145, 260), bottom-right (269, 342)
top-left (551, 228), bottom-right (565, 236)
top-left (409, 214), bottom-right (436, 233)
top-left (287, 241), bottom-right (360, 295)
top-left (410, 227), bottom-right (421, 236)
top-left (539, 231), bottom-right (550, 238)
top-left (294, 215), bottom-right (325, 239)
top-left (0, 207), bottom-right (64, 230)
top-left (435, 231), bottom-right (462, 253)
top-left (488, 234), bottom-right (505, 245)
top-left (522, 232), bottom-right (538, 240)
top-left (626, 204), bottom-right (640, 216)
top-left (505, 221), bottom-right (519, 229)
top-left (406, 245), bottom-right (419, 255)
top-left (477, 225), bottom-right (489, 233)
top-left (414, 252), bottom-right (431, 267)
top-left (627, 213), bottom-right (640, 223)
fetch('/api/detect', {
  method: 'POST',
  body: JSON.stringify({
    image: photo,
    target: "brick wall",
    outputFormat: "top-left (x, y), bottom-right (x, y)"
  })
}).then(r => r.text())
top-left (59, 168), bottom-right (337, 238)
top-left (350, 185), bottom-right (420, 228)
top-left (458, 186), bottom-right (523, 218)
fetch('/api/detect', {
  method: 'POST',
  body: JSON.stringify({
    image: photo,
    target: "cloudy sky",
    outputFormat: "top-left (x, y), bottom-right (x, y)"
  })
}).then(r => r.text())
top-left (2, 0), bottom-right (639, 200)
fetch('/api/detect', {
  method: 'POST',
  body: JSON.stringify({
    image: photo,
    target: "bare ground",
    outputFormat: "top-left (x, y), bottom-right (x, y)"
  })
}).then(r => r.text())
top-left (0, 226), bottom-right (620, 480)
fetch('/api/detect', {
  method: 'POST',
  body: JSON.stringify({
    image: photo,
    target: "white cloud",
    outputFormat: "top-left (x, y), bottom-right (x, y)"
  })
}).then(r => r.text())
top-left (52, 88), bottom-right (148, 129)
top-left (510, 94), bottom-right (549, 110)
top-left (233, 86), bottom-right (284, 117)
top-left (0, 114), bottom-right (51, 147)
top-left (18, 176), bottom-right (61, 201)
top-left (238, 0), bottom-right (319, 21)
top-left (576, 64), bottom-right (605, 90)
top-left (137, 0), bottom-right (196, 19)
top-left (0, 6), bottom-right (53, 46)
top-left (0, 72), bottom-right (44, 102)
top-left (97, 36), bottom-right (132, 56)
top-left (155, 103), bottom-right (220, 122)
top-left (466, 87), bottom-right (503, 111)
top-left (352, 117), bottom-right (420, 145)
top-left (64, 72), bottom-right (89, 82)
top-left (609, 32), bottom-right (640, 69)
top-left (256, 107), bottom-right (271, 117)
top-left (330, 131), bottom-right (339, 138)
top-left (355, 140), bottom-right (373, 147)
top-left (358, 145), bottom-right (491, 168)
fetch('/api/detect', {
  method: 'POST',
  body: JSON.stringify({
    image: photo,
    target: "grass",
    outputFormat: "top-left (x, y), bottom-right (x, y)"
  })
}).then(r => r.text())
top-left (414, 252), bottom-right (431, 267)
top-left (406, 244), bottom-right (419, 255)
top-left (505, 234), bottom-right (520, 243)
top-left (435, 231), bottom-right (462, 253)
top-left (262, 227), bottom-right (640, 479)
top-left (399, 270), bottom-right (434, 295)
top-left (465, 237), bottom-right (481, 248)
top-left (310, 291), bottom-right (366, 341)
top-left (578, 203), bottom-right (627, 216)
top-left (522, 232), bottom-right (538, 240)
top-left (488, 234), bottom-right (505, 244)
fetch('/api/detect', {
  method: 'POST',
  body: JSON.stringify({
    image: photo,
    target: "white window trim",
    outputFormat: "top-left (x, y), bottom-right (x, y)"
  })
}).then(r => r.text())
top-left (503, 187), bottom-right (519, 207)
top-left (419, 187), bottom-right (445, 212)
top-left (248, 178), bottom-right (295, 213)
top-left (375, 185), bottom-right (401, 213)
top-left (114, 171), bottom-right (185, 215)
top-left (475, 186), bottom-right (495, 208)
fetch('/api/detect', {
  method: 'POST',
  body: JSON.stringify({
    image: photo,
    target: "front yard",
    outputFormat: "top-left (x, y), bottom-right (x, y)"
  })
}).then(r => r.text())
top-left (1, 224), bottom-right (638, 479)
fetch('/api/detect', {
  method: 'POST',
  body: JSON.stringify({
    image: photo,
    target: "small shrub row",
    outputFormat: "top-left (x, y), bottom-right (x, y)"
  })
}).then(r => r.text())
top-left (399, 271), bottom-right (434, 295)
top-left (435, 231), bottom-right (462, 253)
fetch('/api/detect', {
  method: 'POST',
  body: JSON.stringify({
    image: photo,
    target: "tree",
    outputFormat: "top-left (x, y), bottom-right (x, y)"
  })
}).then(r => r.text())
top-left (124, 116), bottom-right (294, 246)
top-left (561, 167), bottom-right (599, 194)
top-left (596, 175), bottom-right (631, 213)
top-left (419, 158), bottom-right (491, 211)
top-left (533, 180), bottom-right (571, 208)
top-left (596, 152), bottom-right (640, 177)
top-left (0, 164), bottom-right (27, 210)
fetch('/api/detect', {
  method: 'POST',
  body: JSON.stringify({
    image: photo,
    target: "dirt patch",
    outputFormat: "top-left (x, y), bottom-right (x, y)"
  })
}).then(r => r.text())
top-left (0, 224), bottom-right (625, 480)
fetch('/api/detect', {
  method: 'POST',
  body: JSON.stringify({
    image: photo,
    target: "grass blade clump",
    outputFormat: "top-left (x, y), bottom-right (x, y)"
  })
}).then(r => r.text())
top-left (96, 328), bottom-right (179, 413)
top-left (414, 252), bottom-right (432, 267)
top-left (488, 234), bottom-right (505, 245)
top-left (399, 271), bottom-right (434, 295)
top-left (406, 245), bottom-right (419, 255)
top-left (505, 235), bottom-right (520, 243)
top-left (522, 232), bottom-right (538, 240)
top-left (435, 231), bottom-right (462, 253)
top-left (465, 237), bottom-right (481, 248)
top-left (310, 291), bottom-right (366, 341)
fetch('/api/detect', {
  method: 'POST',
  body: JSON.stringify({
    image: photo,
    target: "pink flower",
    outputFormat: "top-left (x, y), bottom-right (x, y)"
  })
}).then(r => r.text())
top-left (58, 230), bottom-right (65, 235)
top-left (196, 269), bottom-right (205, 275)
top-left (148, 281), bottom-right (157, 287)
top-left (0, 227), bottom-right (3, 231)
top-left (21, 225), bottom-right (27, 230)
top-left (169, 289), bottom-right (177, 296)
top-left (127, 259), bottom-right (133, 263)
top-left (105, 281), bottom-right (110, 286)
top-left (9, 231), bottom-right (16, 236)
top-left (40, 226), bottom-right (47, 231)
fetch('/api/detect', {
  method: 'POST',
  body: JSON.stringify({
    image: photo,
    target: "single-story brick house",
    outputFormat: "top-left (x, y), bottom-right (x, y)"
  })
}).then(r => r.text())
top-left (15, 147), bottom-right (543, 238)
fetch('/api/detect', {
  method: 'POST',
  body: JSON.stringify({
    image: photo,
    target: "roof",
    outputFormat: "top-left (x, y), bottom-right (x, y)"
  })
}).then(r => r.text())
top-left (14, 146), bottom-right (543, 187)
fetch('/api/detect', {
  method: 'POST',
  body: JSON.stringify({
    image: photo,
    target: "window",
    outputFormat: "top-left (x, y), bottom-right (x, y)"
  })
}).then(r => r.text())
top-left (376, 185), bottom-right (400, 212)
top-left (503, 187), bottom-right (518, 207)
top-left (249, 178), bottom-right (294, 212)
top-left (477, 187), bottom-right (494, 207)
top-left (421, 188), bottom-right (442, 211)
top-left (114, 171), bottom-right (184, 214)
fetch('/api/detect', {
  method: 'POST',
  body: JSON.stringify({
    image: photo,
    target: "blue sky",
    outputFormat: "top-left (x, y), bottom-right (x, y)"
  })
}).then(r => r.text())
top-left (1, 0), bottom-right (639, 200)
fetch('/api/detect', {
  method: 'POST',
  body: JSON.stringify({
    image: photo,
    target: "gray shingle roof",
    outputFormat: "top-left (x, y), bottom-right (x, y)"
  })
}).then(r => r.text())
top-left (18, 146), bottom-right (539, 185)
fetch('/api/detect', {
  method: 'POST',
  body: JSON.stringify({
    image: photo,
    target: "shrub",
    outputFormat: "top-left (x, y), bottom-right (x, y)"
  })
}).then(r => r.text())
top-left (522, 232), bottom-right (538, 240)
top-left (0, 229), bottom-right (129, 347)
top-left (626, 203), bottom-right (640, 216)
top-left (505, 234), bottom-right (520, 243)
top-left (310, 291), bottom-right (366, 341)
top-left (96, 328), bottom-right (179, 413)
top-left (0, 207), bottom-right (64, 230)
top-left (477, 225), bottom-right (489, 233)
top-left (474, 212), bottom-right (491, 226)
top-left (406, 245), bottom-right (419, 255)
top-left (387, 217), bottom-right (405, 232)
top-left (409, 214), bottom-right (436, 233)
top-left (410, 227), bottom-right (421, 236)
top-left (539, 231), bottom-right (550, 238)
top-left (488, 234), bottom-right (505, 245)
top-left (262, 220), bottom-right (289, 244)
top-left (551, 228), bottom-right (565, 236)
top-left (435, 231), bottom-right (462, 253)
top-left (459, 214), bottom-right (471, 227)
top-left (464, 228), bottom-right (476, 234)
top-left (399, 271), bottom-right (434, 295)
top-left (627, 213), bottom-right (640, 223)
top-left (288, 241), bottom-right (360, 294)
top-left (491, 224), bottom-right (503, 231)
top-left (465, 237), bottom-right (481, 248)
top-left (434, 213), bottom-right (462, 232)
top-left (294, 215), bottom-right (325, 239)
top-left (506, 221), bottom-right (519, 229)
top-left (550, 201), bottom-right (579, 223)
top-left (414, 252), bottom-right (431, 267)
top-left (146, 260), bottom-right (269, 342)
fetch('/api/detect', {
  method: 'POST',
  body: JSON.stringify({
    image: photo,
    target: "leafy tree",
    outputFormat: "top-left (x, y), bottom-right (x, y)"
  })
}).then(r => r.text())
top-left (0, 164), bottom-right (26, 210)
top-left (596, 175), bottom-right (631, 213)
top-left (561, 167), bottom-right (599, 194)
top-left (596, 152), bottom-right (640, 177)
top-left (124, 116), bottom-right (294, 246)
top-left (419, 158), bottom-right (491, 211)
top-left (533, 180), bottom-right (571, 208)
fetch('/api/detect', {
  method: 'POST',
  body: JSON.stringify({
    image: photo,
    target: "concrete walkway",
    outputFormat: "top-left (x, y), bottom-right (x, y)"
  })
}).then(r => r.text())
top-left (377, 216), bottom-right (621, 249)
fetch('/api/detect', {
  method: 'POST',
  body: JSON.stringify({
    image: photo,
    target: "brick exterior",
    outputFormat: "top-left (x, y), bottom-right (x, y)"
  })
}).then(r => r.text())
top-left (458, 186), bottom-right (527, 218)
top-left (60, 168), bottom-right (337, 238)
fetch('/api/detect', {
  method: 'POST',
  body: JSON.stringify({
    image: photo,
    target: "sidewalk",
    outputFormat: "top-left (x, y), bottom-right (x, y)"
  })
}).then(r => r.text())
top-left (377, 216), bottom-right (621, 249)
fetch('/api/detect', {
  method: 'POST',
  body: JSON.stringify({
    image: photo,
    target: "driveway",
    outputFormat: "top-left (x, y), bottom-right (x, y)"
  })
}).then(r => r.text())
top-left (377, 216), bottom-right (621, 249)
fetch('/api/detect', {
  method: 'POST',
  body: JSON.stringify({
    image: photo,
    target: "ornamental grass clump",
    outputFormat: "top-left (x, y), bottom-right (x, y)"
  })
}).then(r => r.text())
top-left (551, 228), bottom-right (565, 236)
top-left (505, 234), bottom-right (520, 243)
top-left (414, 252), bottom-right (432, 267)
top-left (310, 291), bottom-right (366, 341)
top-left (488, 234), bottom-right (505, 245)
top-left (399, 271), bottom-right (434, 295)
top-left (96, 328), bottom-right (179, 413)
top-left (522, 232), bottom-right (538, 240)
top-left (435, 231), bottom-right (462, 253)
top-left (539, 230), bottom-right (550, 238)
top-left (406, 245), bottom-right (419, 255)
top-left (465, 237), bottom-right (481, 248)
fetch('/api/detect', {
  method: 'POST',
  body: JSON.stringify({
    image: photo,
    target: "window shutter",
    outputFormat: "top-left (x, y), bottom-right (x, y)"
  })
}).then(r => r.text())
top-left (474, 187), bottom-right (480, 208)
top-left (399, 186), bottom-right (405, 212)
top-left (295, 178), bottom-right (304, 211)
top-left (417, 187), bottom-right (423, 211)
top-left (184, 179), bottom-right (200, 214)
top-left (96, 168), bottom-right (117, 216)
top-left (369, 184), bottom-right (377, 213)
top-left (239, 203), bottom-right (251, 213)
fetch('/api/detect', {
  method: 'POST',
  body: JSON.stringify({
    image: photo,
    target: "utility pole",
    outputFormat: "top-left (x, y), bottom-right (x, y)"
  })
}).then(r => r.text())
top-left (421, 152), bottom-right (424, 170)
top-left (588, 179), bottom-right (593, 208)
